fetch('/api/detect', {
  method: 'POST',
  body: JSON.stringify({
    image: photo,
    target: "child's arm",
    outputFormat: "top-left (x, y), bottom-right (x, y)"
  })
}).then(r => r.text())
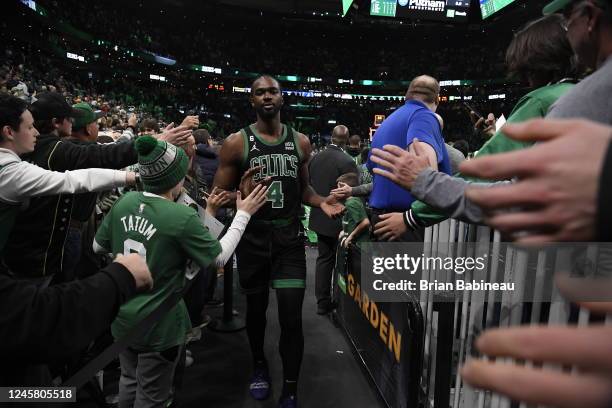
top-left (345, 217), bottom-right (370, 248)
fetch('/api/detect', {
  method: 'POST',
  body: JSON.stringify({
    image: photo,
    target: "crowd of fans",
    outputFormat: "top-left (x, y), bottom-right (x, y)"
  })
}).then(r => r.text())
top-left (37, 0), bottom-right (509, 81)
top-left (1, 36), bottom-right (517, 152)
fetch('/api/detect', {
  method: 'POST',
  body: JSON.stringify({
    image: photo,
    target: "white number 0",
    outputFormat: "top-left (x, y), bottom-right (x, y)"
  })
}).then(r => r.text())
top-left (123, 238), bottom-right (147, 261)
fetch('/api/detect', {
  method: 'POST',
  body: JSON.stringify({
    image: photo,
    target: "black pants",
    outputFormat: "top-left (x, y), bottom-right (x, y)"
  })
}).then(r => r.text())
top-left (315, 233), bottom-right (338, 305)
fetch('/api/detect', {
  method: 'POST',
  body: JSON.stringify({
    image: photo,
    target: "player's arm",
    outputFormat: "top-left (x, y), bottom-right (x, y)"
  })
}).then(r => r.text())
top-left (296, 133), bottom-right (344, 219)
top-left (212, 132), bottom-right (243, 206)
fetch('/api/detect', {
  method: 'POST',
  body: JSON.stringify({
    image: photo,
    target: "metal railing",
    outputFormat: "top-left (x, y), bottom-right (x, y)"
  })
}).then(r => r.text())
top-left (419, 219), bottom-right (607, 408)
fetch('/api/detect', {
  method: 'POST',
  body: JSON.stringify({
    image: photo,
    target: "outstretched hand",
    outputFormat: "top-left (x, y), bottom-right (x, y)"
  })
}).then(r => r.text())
top-left (157, 123), bottom-right (192, 145)
top-left (460, 119), bottom-right (612, 243)
top-left (330, 182), bottom-right (352, 200)
top-left (205, 187), bottom-right (231, 216)
top-left (321, 195), bottom-right (345, 219)
top-left (461, 275), bottom-right (612, 408)
top-left (236, 184), bottom-right (269, 215)
top-left (370, 139), bottom-right (431, 190)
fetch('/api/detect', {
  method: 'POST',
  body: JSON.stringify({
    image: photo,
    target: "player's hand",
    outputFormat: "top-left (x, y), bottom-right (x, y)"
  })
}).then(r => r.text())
top-left (370, 139), bottom-right (430, 190)
top-left (205, 187), bottom-right (231, 216)
top-left (330, 182), bottom-right (352, 200)
top-left (113, 253), bottom-right (153, 292)
top-left (374, 212), bottom-right (406, 241)
top-left (238, 166), bottom-right (271, 197)
top-left (236, 183), bottom-right (269, 215)
top-left (180, 115), bottom-right (199, 129)
top-left (158, 123), bottom-right (192, 145)
top-left (321, 195), bottom-right (345, 219)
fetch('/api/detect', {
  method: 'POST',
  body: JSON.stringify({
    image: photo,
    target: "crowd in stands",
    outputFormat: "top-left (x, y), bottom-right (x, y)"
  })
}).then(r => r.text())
top-left (38, 0), bottom-right (509, 81)
top-left (1, 36), bottom-right (517, 152)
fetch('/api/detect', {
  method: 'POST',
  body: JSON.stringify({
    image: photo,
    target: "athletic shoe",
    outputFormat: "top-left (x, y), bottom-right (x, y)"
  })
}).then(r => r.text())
top-left (278, 395), bottom-right (297, 408)
top-left (249, 367), bottom-right (271, 400)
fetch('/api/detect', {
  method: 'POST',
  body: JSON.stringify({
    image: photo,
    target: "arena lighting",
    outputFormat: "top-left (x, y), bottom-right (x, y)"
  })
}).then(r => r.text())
top-left (328, 120), bottom-right (337, 124)
top-left (149, 74), bottom-right (166, 82)
top-left (440, 80), bottom-right (463, 86)
top-left (200, 65), bottom-right (222, 74)
top-left (20, 0), bottom-right (37, 11)
top-left (153, 55), bottom-right (176, 66)
top-left (66, 52), bottom-right (85, 62)
top-left (231, 86), bottom-right (404, 101)
top-left (488, 94), bottom-right (506, 100)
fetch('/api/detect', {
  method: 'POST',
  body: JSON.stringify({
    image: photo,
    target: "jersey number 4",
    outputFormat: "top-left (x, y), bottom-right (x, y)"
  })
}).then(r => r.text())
top-left (267, 180), bottom-right (284, 209)
top-left (124, 238), bottom-right (147, 260)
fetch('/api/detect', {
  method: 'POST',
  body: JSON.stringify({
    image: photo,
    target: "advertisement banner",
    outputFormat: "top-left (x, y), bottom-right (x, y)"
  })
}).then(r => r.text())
top-left (336, 246), bottom-right (423, 408)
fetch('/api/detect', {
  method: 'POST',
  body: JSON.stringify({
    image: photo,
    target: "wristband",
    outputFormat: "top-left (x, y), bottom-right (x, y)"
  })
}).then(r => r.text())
top-left (403, 211), bottom-right (411, 228)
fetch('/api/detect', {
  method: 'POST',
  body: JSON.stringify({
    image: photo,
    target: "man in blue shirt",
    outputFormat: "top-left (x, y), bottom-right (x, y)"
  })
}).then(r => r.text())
top-left (367, 75), bottom-right (451, 241)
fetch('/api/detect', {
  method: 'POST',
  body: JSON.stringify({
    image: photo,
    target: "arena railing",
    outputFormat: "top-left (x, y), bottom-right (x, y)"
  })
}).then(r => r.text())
top-left (419, 219), bottom-right (605, 408)
top-left (336, 219), bottom-right (607, 408)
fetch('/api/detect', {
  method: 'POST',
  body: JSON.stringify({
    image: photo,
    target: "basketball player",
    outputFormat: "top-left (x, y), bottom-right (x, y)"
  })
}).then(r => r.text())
top-left (213, 75), bottom-right (344, 408)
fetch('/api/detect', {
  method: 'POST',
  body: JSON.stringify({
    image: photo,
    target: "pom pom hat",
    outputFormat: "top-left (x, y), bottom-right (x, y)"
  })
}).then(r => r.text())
top-left (135, 136), bottom-right (189, 193)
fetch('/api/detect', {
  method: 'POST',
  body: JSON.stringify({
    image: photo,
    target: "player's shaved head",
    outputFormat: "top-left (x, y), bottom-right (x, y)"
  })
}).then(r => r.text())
top-left (251, 75), bottom-right (281, 94)
top-left (406, 75), bottom-right (440, 105)
top-left (331, 125), bottom-right (349, 146)
top-left (349, 134), bottom-right (361, 147)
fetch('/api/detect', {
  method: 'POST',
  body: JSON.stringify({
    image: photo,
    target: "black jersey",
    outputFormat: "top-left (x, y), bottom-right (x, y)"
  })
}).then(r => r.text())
top-left (239, 124), bottom-right (303, 222)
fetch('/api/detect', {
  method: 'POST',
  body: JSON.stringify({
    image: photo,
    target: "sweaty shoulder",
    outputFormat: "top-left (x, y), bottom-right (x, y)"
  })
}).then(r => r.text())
top-left (295, 132), bottom-right (312, 163)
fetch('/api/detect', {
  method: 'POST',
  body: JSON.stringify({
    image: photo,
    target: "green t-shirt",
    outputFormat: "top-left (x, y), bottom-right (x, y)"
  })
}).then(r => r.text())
top-left (412, 82), bottom-right (574, 225)
top-left (95, 191), bottom-right (222, 352)
top-left (342, 197), bottom-right (369, 244)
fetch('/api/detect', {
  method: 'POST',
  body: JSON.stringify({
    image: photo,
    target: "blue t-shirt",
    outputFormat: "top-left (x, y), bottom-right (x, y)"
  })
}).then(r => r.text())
top-left (367, 100), bottom-right (451, 210)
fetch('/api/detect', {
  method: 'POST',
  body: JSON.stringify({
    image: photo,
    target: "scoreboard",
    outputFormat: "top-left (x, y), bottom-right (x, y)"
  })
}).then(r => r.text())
top-left (480, 0), bottom-right (518, 19)
top-left (370, 0), bottom-right (470, 22)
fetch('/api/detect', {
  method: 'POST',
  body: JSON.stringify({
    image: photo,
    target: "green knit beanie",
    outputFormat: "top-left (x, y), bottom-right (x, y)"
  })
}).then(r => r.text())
top-left (135, 136), bottom-right (189, 193)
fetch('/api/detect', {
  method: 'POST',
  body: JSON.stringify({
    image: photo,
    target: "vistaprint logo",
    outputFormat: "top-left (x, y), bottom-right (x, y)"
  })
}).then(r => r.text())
top-left (372, 254), bottom-right (487, 275)
top-left (408, 0), bottom-right (445, 11)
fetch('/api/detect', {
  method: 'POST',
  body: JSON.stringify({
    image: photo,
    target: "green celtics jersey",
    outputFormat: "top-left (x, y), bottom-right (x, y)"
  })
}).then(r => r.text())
top-left (240, 124), bottom-right (303, 222)
top-left (342, 197), bottom-right (369, 244)
top-left (95, 191), bottom-right (221, 352)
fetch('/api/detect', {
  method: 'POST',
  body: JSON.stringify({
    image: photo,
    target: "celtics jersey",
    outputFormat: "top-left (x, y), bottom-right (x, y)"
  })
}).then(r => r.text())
top-left (94, 191), bottom-right (221, 351)
top-left (240, 124), bottom-right (303, 222)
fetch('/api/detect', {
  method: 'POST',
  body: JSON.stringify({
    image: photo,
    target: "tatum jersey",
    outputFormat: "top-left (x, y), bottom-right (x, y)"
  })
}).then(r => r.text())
top-left (240, 124), bottom-right (303, 222)
top-left (95, 191), bottom-right (221, 351)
